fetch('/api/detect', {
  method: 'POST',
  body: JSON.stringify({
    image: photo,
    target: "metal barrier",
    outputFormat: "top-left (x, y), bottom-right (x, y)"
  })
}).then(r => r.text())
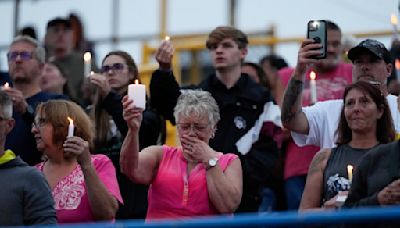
top-left (42, 206), bottom-right (400, 227)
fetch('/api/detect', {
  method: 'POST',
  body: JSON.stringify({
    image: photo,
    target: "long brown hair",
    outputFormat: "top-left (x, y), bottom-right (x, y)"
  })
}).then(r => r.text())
top-left (336, 81), bottom-right (395, 145)
top-left (94, 51), bottom-right (139, 148)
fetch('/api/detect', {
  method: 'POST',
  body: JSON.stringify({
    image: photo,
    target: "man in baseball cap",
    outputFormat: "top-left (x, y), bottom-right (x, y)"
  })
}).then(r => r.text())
top-left (348, 39), bottom-right (391, 64)
top-left (347, 39), bottom-right (392, 91)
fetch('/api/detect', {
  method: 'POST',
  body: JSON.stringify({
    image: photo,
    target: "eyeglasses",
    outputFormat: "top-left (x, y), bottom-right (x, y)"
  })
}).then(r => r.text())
top-left (101, 63), bottom-right (125, 74)
top-left (7, 51), bottom-right (34, 61)
top-left (32, 118), bottom-right (47, 129)
top-left (177, 123), bottom-right (210, 133)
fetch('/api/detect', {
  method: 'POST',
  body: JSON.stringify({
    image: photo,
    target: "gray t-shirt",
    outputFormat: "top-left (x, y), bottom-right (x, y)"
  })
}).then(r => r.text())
top-left (323, 144), bottom-right (377, 203)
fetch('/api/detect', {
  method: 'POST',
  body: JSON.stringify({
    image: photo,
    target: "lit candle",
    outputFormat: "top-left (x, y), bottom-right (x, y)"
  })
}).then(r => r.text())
top-left (128, 80), bottom-right (146, 110)
top-left (165, 36), bottom-right (170, 41)
top-left (83, 52), bottom-right (92, 77)
top-left (391, 14), bottom-right (398, 40)
top-left (347, 165), bottom-right (353, 183)
top-left (309, 71), bottom-right (317, 104)
top-left (395, 59), bottom-right (400, 82)
top-left (3, 82), bottom-right (9, 89)
top-left (67, 117), bottom-right (74, 138)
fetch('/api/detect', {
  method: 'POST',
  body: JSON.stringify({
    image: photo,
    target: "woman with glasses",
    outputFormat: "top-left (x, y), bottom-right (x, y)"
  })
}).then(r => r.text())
top-left (120, 90), bottom-right (242, 219)
top-left (31, 100), bottom-right (122, 223)
top-left (299, 81), bottom-right (395, 210)
top-left (88, 51), bottom-right (163, 219)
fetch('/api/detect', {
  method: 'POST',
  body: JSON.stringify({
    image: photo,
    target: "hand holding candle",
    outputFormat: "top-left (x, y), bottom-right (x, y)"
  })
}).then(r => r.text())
top-left (67, 117), bottom-right (74, 137)
top-left (83, 52), bottom-right (92, 77)
top-left (309, 71), bottom-right (317, 104)
top-left (347, 165), bottom-right (353, 183)
top-left (128, 80), bottom-right (146, 110)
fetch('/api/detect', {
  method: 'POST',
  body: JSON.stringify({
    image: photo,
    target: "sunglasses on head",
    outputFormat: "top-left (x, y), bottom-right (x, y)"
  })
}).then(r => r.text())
top-left (7, 51), bottom-right (34, 61)
top-left (101, 63), bottom-right (125, 73)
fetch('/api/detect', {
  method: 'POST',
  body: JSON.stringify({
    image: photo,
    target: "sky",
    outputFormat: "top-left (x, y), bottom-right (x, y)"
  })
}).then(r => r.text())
top-left (0, 0), bottom-right (399, 71)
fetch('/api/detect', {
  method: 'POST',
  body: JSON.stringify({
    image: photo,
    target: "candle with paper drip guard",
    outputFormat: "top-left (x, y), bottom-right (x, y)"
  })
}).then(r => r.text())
top-left (83, 52), bottom-right (92, 77)
top-left (391, 14), bottom-right (399, 40)
top-left (67, 117), bottom-right (74, 138)
top-left (128, 80), bottom-right (146, 110)
top-left (395, 59), bottom-right (400, 82)
top-left (347, 165), bottom-right (353, 183)
top-left (309, 71), bottom-right (317, 104)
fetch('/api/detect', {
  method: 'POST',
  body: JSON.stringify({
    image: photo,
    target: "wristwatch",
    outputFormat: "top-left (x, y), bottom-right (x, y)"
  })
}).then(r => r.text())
top-left (206, 157), bottom-right (219, 170)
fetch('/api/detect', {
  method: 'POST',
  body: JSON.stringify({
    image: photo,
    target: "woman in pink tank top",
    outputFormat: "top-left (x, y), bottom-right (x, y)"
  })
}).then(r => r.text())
top-left (120, 90), bottom-right (243, 220)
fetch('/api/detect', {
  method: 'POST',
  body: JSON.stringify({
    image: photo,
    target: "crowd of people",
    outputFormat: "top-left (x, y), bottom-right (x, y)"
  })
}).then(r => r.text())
top-left (0, 14), bottom-right (399, 226)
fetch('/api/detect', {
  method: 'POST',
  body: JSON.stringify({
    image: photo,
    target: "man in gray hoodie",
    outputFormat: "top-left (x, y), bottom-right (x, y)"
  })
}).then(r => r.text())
top-left (0, 90), bottom-right (56, 226)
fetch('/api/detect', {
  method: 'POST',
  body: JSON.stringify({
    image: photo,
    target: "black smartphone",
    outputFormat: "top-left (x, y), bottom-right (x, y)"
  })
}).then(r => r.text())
top-left (307, 20), bottom-right (327, 59)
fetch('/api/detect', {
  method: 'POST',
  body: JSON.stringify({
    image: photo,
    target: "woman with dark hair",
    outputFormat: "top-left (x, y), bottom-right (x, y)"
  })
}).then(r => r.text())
top-left (88, 51), bottom-right (163, 219)
top-left (299, 80), bottom-right (395, 210)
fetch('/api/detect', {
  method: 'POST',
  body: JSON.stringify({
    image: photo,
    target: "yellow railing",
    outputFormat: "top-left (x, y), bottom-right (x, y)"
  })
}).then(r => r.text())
top-left (139, 29), bottom-right (393, 146)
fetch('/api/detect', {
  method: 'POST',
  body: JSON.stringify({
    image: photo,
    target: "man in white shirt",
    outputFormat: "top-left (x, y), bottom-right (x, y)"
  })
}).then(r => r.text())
top-left (281, 39), bottom-right (400, 149)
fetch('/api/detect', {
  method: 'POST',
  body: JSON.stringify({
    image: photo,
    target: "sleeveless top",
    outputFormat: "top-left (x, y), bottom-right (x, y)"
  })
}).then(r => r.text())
top-left (146, 145), bottom-right (238, 220)
top-left (322, 144), bottom-right (378, 204)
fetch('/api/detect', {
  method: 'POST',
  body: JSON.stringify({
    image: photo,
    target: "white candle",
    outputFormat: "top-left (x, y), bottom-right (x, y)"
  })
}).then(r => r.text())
top-left (128, 80), bottom-right (146, 110)
top-left (391, 14), bottom-right (399, 40)
top-left (395, 59), bottom-right (400, 83)
top-left (347, 165), bottom-right (353, 183)
top-left (83, 52), bottom-right (92, 77)
top-left (309, 71), bottom-right (317, 104)
top-left (67, 116), bottom-right (74, 137)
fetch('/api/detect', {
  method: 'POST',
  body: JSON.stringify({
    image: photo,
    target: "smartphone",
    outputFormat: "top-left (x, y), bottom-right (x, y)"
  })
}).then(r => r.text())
top-left (307, 20), bottom-right (327, 59)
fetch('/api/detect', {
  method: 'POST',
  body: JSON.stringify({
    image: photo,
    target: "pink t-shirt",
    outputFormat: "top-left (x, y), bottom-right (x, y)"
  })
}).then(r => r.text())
top-left (146, 145), bottom-right (238, 220)
top-left (279, 63), bottom-right (352, 179)
top-left (36, 154), bottom-right (123, 223)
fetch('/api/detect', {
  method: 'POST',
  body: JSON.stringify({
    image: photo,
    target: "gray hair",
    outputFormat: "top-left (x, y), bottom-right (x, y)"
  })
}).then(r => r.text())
top-left (0, 91), bottom-right (13, 119)
top-left (173, 90), bottom-right (220, 126)
top-left (9, 35), bottom-right (46, 64)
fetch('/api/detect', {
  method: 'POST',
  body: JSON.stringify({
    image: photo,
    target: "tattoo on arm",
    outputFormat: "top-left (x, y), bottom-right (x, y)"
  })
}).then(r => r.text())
top-left (308, 149), bottom-right (330, 175)
top-left (282, 78), bottom-right (304, 123)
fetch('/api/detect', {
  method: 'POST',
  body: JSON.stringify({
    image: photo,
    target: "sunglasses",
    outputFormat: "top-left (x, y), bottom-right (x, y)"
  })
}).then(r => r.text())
top-left (101, 63), bottom-right (125, 73)
top-left (7, 51), bottom-right (34, 61)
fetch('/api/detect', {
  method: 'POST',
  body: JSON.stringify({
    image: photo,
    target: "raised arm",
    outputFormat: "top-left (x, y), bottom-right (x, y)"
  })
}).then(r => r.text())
top-left (64, 137), bottom-right (119, 221)
top-left (150, 40), bottom-right (181, 124)
top-left (281, 39), bottom-right (322, 134)
top-left (299, 149), bottom-right (331, 211)
top-left (119, 95), bottom-right (163, 185)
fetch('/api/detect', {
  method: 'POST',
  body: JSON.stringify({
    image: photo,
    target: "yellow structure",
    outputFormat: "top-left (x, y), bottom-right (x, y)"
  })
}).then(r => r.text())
top-left (138, 29), bottom-right (393, 146)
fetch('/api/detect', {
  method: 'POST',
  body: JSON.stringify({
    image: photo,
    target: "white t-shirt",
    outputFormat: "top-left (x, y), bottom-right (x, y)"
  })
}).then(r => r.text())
top-left (292, 95), bottom-right (400, 149)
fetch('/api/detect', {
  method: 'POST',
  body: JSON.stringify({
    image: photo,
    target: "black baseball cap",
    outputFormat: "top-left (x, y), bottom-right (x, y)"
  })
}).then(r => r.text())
top-left (348, 39), bottom-right (391, 63)
top-left (46, 17), bottom-right (71, 29)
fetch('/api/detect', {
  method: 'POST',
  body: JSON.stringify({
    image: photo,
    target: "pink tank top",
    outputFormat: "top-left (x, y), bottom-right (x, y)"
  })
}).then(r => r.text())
top-left (146, 145), bottom-right (238, 220)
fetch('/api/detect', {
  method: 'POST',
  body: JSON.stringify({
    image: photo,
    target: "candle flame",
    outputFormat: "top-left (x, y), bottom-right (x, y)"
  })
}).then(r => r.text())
top-left (84, 52), bottom-right (92, 61)
top-left (310, 71), bottom-right (316, 80)
top-left (67, 116), bottom-right (73, 125)
top-left (391, 14), bottom-right (398, 25)
top-left (4, 82), bottom-right (9, 88)
top-left (90, 71), bottom-right (94, 75)
top-left (347, 165), bottom-right (353, 172)
top-left (396, 59), bottom-right (400, 70)
top-left (134, 79), bottom-right (139, 84)
top-left (165, 36), bottom-right (170, 41)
